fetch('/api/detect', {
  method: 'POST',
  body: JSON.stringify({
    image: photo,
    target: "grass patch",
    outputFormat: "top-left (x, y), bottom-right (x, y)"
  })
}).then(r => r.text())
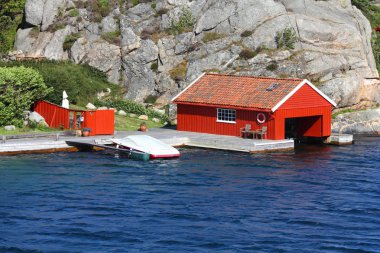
top-left (169, 60), bottom-right (187, 81)
top-left (68, 8), bottom-right (80, 17)
top-left (332, 108), bottom-right (357, 119)
top-left (0, 126), bottom-right (60, 135)
top-left (201, 32), bottom-right (226, 43)
top-left (63, 33), bottom-right (81, 50)
top-left (169, 7), bottom-right (195, 35)
top-left (114, 114), bottom-right (164, 131)
top-left (101, 30), bottom-right (121, 45)
top-left (0, 60), bottom-right (121, 106)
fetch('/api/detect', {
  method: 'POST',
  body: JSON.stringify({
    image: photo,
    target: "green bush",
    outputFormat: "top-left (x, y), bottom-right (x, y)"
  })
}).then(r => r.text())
top-left (68, 8), bottom-right (80, 17)
top-left (94, 99), bottom-right (169, 122)
top-left (0, 66), bottom-right (53, 126)
top-left (351, 1), bottom-right (380, 71)
top-left (239, 49), bottom-right (256, 60)
top-left (275, 27), bottom-right (297, 50)
top-left (169, 7), bottom-right (195, 35)
top-left (0, 60), bottom-right (120, 106)
top-left (201, 32), bottom-right (226, 43)
top-left (169, 61), bottom-right (187, 81)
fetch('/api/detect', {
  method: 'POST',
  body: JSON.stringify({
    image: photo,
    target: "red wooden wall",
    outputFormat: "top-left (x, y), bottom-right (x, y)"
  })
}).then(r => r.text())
top-left (83, 110), bottom-right (114, 136)
top-left (177, 104), bottom-right (274, 138)
top-left (34, 100), bottom-right (71, 129)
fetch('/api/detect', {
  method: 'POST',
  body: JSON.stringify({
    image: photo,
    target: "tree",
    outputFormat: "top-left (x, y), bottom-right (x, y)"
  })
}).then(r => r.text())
top-left (0, 66), bottom-right (53, 126)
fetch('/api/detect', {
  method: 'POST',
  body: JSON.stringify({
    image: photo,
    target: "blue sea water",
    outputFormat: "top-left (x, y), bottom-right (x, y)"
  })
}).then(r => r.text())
top-left (0, 137), bottom-right (379, 253)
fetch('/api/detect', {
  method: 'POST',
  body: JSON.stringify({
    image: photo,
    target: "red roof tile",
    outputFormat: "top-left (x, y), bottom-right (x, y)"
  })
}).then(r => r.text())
top-left (173, 73), bottom-right (304, 110)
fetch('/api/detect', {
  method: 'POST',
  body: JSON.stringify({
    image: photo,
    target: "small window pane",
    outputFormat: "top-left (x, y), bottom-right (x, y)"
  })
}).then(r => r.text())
top-left (217, 108), bottom-right (236, 122)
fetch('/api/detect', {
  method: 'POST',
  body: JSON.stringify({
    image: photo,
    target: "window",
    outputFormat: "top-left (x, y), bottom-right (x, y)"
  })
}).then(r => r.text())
top-left (217, 108), bottom-right (236, 123)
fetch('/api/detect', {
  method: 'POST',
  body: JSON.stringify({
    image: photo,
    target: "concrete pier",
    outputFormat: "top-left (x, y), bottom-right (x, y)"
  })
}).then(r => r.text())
top-left (327, 134), bottom-right (354, 145)
top-left (0, 128), bottom-right (294, 155)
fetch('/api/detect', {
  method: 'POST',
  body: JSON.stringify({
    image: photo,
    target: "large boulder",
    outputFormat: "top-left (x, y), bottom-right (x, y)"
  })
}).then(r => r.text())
top-left (70, 36), bottom-right (122, 84)
top-left (29, 111), bottom-right (48, 126)
top-left (41, 0), bottom-right (66, 31)
top-left (24, 0), bottom-right (45, 26)
top-left (332, 109), bottom-right (380, 135)
top-left (122, 39), bottom-right (158, 102)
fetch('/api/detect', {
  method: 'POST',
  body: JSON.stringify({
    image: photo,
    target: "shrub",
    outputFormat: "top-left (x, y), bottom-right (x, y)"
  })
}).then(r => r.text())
top-left (94, 99), bottom-right (169, 122)
top-left (266, 62), bottom-right (278, 71)
top-left (68, 8), bottom-right (80, 17)
top-left (101, 30), bottom-right (121, 44)
top-left (241, 30), bottom-right (253, 37)
top-left (169, 61), bottom-right (187, 81)
top-left (201, 32), bottom-right (226, 43)
top-left (0, 66), bottom-right (53, 126)
top-left (150, 62), bottom-right (158, 72)
top-left (0, 60), bottom-right (120, 106)
top-left (169, 7), bottom-right (195, 35)
top-left (239, 49), bottom-right (256, 60)
top-left (63, 33), bottom-right (81, 51)
top-left (144, 94), bottom-right (158, 104)
top-left (275, 27), bottom-right (297, 50)
top-left (156, 8), bottom-right (168, 16)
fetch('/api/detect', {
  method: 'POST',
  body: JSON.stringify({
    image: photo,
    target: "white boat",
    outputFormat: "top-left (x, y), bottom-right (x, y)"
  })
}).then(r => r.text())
top-left (112, 135), bottom-right (180, 159)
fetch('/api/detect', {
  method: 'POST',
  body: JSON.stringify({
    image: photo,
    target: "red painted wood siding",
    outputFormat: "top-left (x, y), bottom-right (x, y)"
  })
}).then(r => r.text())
top-left (280, 84), bottom-right (332, 109)
top-left (177, 104), bottom-right (274, 138)
top-left (34, 100), bottom-right (70, 129)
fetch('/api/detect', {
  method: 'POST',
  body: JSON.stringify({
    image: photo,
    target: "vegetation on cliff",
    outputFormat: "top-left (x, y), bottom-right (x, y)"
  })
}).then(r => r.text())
top-left (0, 0), bottom-right (25, 55)
top-left (352, 0), bottom-right (380, 69)
top-left (0, 60), bottom-right (120, 106)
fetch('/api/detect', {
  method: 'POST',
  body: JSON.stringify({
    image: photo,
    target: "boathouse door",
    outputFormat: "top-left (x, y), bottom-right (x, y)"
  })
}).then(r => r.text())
top-left (285, 116), bottom-right (323, 139)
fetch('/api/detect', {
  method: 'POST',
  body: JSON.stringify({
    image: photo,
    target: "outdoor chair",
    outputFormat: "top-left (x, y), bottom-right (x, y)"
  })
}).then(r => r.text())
top-left (241, 124), bottom-right (255, 138)
top-left (255, 126), bottom-right (267, 139)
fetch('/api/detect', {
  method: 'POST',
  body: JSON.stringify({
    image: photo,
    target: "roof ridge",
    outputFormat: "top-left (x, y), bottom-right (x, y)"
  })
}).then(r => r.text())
top-left (204, 72), bottom-right (304, 82)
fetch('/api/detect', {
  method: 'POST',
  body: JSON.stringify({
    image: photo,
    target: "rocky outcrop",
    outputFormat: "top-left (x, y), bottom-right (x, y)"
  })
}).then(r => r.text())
top-left (332, 109), bottom-right (380, 135)
top-left (12, 0), bottom-right (380, 108)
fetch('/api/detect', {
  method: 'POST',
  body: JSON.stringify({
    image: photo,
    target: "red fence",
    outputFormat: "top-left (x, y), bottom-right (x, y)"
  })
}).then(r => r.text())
top-left (34, 100), bottom-right (114, 135)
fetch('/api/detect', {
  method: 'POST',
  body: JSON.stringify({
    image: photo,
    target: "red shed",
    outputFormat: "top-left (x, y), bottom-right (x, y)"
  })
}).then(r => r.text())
top-left (34, 100), bottom-right (114, 136)
top-left (172, 73), bottom-right (336, 140)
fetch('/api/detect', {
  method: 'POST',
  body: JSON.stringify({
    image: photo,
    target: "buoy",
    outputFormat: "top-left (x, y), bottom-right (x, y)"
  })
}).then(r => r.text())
top-left (257, 113), bottom-right (266, 124)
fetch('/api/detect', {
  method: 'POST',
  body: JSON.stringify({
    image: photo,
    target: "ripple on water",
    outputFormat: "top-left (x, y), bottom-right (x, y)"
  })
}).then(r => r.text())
top-left (0, 137), bottom-right (379, 252)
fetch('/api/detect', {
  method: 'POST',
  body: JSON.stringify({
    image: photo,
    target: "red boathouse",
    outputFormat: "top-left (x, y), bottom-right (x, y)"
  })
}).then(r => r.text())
top-left (172, 73), bottom-right (337, 140)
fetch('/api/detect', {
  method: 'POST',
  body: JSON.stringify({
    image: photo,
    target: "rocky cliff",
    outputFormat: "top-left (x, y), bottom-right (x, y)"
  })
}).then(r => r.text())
top-left (12, 0), bottom-right (380, 108)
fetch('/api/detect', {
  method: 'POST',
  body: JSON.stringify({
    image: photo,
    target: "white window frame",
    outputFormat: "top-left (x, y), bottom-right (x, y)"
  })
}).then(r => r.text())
top-left (216, 108), bottom-right (236, 124)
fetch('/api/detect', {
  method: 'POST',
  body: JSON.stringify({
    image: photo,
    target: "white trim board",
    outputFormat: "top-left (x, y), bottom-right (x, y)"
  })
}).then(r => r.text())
top-left (271, 79), bottom-right (337, 112)
top-left (171, 72), bottom-right (206, 102)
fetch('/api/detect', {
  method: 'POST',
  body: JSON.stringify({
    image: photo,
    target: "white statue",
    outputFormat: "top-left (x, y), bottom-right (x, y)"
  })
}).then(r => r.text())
top-left (62, 90), bottom-right (69, 109)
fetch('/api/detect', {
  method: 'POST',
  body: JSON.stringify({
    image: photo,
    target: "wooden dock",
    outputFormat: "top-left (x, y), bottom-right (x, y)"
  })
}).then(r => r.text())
top-left (0, 128), bottom-right (294, 155)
